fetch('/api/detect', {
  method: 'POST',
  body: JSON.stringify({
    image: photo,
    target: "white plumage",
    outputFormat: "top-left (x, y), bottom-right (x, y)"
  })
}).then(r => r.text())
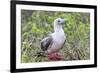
top-left (41, 18), bottom-right (66, 55)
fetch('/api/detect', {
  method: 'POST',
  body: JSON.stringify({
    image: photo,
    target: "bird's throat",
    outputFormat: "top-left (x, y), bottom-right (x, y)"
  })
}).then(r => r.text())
top-left (54, 24), bottom-right (63, 32)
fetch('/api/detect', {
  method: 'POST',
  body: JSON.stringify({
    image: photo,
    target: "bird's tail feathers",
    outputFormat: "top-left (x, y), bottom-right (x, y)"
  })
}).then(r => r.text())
top-left (36, 51), bottom-right (47, 57)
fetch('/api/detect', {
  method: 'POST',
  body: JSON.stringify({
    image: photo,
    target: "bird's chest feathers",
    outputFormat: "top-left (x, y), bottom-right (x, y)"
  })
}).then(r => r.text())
top-left (53, 31), bottom-right (66, 45)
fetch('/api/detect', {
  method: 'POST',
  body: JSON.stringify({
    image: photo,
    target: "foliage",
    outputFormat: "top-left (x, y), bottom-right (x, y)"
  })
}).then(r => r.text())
top-left (21, 10), bottom-right (90, 63)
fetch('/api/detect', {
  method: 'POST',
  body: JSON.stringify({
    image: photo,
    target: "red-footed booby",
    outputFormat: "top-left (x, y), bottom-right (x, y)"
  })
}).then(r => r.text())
top-left (41, 18), bottom-right (66, 61)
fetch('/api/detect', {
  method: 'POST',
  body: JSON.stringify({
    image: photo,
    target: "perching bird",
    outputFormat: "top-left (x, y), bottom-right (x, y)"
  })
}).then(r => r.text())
top-left (41, 18), bottom-right (66, 61)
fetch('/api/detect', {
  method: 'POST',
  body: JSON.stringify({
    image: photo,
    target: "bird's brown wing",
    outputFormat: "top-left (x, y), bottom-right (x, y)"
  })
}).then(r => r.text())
top-left (41, 36), bottom-right (53, 51)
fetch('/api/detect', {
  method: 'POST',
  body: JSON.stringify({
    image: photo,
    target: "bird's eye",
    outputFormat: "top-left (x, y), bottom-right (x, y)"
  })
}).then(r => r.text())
top-left (58, 20), bottom-right (60, 22)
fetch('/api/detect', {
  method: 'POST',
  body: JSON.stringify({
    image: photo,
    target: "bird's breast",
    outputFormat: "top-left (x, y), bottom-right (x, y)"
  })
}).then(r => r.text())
top-left (46, 30), bottom-right (66, 54)
top-left (53, 31), bottom-right (66, 44)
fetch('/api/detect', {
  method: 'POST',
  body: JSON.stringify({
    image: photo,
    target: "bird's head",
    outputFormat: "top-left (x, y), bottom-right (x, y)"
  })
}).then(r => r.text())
top-left (54, 18), bottom-right (65, 25)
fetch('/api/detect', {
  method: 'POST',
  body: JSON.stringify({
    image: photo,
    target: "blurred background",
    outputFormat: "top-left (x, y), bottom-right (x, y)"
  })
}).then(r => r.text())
top-left (21, 10), bottom-right (90, 63)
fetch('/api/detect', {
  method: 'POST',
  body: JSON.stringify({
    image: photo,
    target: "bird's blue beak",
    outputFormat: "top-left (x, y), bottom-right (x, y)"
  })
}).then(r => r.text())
top-left (60, 19), bottom-right (65, 24)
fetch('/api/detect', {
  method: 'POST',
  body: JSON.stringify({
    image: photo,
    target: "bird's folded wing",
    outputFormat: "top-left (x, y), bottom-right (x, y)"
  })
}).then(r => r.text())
top-left (41, 36), bottom-right (53, 51)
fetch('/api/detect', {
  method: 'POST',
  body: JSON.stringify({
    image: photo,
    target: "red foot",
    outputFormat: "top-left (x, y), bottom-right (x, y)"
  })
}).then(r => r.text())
top-left (48, 53), bottom-right (64, 61)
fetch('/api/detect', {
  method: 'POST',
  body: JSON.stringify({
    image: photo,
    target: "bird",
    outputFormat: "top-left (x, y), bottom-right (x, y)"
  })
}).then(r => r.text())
top-left (40, 18), bottom-right (66, 61)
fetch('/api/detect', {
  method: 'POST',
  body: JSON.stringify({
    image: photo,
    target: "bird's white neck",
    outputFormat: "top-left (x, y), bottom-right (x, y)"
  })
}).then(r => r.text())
top-left (54, 23), bottom-right (63, 32)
